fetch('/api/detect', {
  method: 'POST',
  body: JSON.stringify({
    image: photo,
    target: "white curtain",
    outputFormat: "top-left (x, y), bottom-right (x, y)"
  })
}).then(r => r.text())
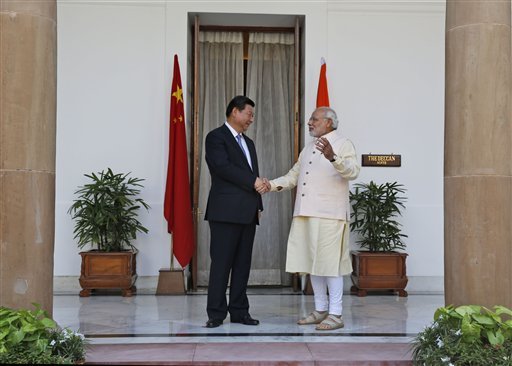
top-left (246, 32), bottom-right (295, 285)
top-left (197, 31), bottom-right (244, 286)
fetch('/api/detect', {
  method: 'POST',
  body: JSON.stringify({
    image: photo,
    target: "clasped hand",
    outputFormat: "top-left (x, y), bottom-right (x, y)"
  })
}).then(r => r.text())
top-left (254, 177), bottom-right (271, 195)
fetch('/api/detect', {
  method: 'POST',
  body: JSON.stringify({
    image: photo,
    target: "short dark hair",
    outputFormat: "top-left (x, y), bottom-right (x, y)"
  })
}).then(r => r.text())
top-left (226, 95), bottom-right (255, 118)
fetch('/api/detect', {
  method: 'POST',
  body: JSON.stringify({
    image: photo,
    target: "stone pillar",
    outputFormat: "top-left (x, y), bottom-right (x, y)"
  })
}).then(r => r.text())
top-left (445, 0), bottom-right (511, 308)
top-left (0, 1), bottom-right (57, 315)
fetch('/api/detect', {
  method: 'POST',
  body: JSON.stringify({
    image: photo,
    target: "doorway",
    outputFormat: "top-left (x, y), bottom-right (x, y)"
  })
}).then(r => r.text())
top-left (187, 13), bottom-right (304, 288)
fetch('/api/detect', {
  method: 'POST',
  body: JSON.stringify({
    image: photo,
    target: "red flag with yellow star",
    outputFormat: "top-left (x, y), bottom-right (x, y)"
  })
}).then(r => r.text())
top-left (164, 55), bottom-right (194, 268)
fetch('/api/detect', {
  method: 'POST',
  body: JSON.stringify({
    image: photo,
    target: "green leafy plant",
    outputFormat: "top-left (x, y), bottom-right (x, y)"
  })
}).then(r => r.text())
top-left (0, 304), bottom-right (87, 364)
top-left (0, 303), bottom-right (56, 355)
top-left (68, 168), bottom-right (150, 252)
top-left (350, 181), bottom-right (407, 252)
top-left (412, 305), bottom-right (512, 365)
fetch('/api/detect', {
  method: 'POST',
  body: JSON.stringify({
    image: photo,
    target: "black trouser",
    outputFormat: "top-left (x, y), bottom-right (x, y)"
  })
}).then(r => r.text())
top-left (206, 220), bottom-right (256, 320)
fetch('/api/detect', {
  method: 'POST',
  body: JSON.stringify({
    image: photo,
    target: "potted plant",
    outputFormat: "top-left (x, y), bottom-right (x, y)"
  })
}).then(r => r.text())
top-left (412, 304), bottom-right (512, 365)
top-left (68, 168), bottom-right (150, 297)
top-left (349, 181), bottom-right (408, 296)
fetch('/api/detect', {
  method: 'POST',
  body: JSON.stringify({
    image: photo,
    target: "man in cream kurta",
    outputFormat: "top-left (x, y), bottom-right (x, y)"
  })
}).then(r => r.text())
top-left (265, 107), bottom-right (360, 330)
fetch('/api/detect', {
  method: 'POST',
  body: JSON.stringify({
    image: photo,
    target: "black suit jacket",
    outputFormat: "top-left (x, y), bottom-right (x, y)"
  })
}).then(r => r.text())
top-left (204, 124), bottom-right (263, 224)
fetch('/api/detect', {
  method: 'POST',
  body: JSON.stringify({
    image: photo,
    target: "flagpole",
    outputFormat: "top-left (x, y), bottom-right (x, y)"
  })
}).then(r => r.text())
top-left (170, 236), bottom-right (174, 270)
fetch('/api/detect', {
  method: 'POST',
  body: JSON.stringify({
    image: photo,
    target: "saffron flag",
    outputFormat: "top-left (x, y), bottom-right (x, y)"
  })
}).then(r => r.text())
top-left (316, 58), bottom-right (330, 107)
top-left (164, 55), bottom-right (195, 268)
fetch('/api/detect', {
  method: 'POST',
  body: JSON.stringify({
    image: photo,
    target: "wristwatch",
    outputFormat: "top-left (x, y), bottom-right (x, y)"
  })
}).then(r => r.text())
top-left (329, 154), bottom-right (337, 162)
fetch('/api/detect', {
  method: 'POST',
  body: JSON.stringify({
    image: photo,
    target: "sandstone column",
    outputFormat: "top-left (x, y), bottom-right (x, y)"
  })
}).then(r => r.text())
top-left (0, 0), bottom-right (57, 315)
top-left (445, 0), bottom-right (511, 308)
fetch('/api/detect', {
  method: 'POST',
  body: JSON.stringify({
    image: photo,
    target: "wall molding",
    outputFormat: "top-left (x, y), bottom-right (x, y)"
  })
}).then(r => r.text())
top-left (327, 1), bottom-right (445, 15)
top-left (58, 1), bottom-right (165, 7)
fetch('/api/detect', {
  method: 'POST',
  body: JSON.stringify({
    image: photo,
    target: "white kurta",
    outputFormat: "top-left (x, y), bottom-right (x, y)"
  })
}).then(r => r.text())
top-left (270, 131), bottom-right (360, 277)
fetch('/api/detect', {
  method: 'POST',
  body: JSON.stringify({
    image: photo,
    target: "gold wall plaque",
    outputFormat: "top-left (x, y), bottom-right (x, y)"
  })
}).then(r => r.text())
top-left (362, 154), bottom-right (401, 167)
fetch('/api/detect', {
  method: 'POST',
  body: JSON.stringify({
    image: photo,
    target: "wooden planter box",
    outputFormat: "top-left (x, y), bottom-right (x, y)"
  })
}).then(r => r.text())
top-left (79, 250), bottom-right (137, 297)
top-left (350, 250), bottom-right (408, 297)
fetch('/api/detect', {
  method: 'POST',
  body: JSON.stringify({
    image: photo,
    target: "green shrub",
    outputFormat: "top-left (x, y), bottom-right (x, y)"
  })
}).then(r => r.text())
top-left (350, 181), bottom-right (408, 252)
top-left (0, 345), bottom-right (71, 364)
top-left (412, 305), bottom-right (512, 365)
top-left (48, 327), bottom-right (87, 362)
top-left (68, 168), bottom-right (150, 252)
top-left (0, 304), bottom-right (87, 364)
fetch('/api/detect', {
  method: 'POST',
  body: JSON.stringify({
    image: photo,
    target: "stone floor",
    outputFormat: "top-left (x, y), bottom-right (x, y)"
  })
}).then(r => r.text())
top-left (52, 288), bottom-right (444, 365)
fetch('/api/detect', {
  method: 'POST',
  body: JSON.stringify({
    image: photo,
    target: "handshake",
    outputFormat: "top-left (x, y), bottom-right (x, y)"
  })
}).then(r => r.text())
top-left (254, 177), bottom-right (271, 195)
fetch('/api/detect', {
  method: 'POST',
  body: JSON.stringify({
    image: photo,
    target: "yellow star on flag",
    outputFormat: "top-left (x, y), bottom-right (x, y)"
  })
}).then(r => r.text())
top-left (172, 115), bottom-right (184, 124)
top-left (172, 85), bottom-right (183, 104)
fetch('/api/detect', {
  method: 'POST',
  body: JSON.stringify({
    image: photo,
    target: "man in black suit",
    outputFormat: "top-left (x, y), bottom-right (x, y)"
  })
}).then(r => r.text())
top-left (204, 95), bottom-right (266, 328)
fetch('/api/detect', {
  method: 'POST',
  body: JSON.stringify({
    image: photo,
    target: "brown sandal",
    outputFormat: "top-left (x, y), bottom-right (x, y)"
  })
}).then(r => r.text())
top-left (297, 310), bottom-right (328, 325)
top-left (315, 314), bottom-right (344, 330)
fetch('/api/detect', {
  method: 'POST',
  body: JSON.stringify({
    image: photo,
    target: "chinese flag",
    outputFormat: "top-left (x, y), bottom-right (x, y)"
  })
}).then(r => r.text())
top-left (316, 58), bottom-right (330, 107)
top-left (164, 55), bottom-right (194, 268)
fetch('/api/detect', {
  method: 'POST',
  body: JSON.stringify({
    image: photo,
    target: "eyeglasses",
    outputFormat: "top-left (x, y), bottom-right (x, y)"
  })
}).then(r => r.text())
top-left (238, 109), bottom-right (255, 118)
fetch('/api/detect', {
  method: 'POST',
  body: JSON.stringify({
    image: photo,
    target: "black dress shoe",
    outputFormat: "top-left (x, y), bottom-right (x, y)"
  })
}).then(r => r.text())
top-left (205, 319), bottom-right (223, 328)
top-left (231, 314), bottom-right (260, 326)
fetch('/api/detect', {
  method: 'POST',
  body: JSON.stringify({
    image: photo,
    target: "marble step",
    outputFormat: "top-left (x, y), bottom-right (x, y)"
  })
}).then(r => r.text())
top-left (85, 342), bottom-right (413, 365)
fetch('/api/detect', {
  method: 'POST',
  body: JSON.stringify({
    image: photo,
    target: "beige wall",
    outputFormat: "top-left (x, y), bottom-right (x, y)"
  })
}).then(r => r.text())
top-left (54, 1), bottom-right (445, 293)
